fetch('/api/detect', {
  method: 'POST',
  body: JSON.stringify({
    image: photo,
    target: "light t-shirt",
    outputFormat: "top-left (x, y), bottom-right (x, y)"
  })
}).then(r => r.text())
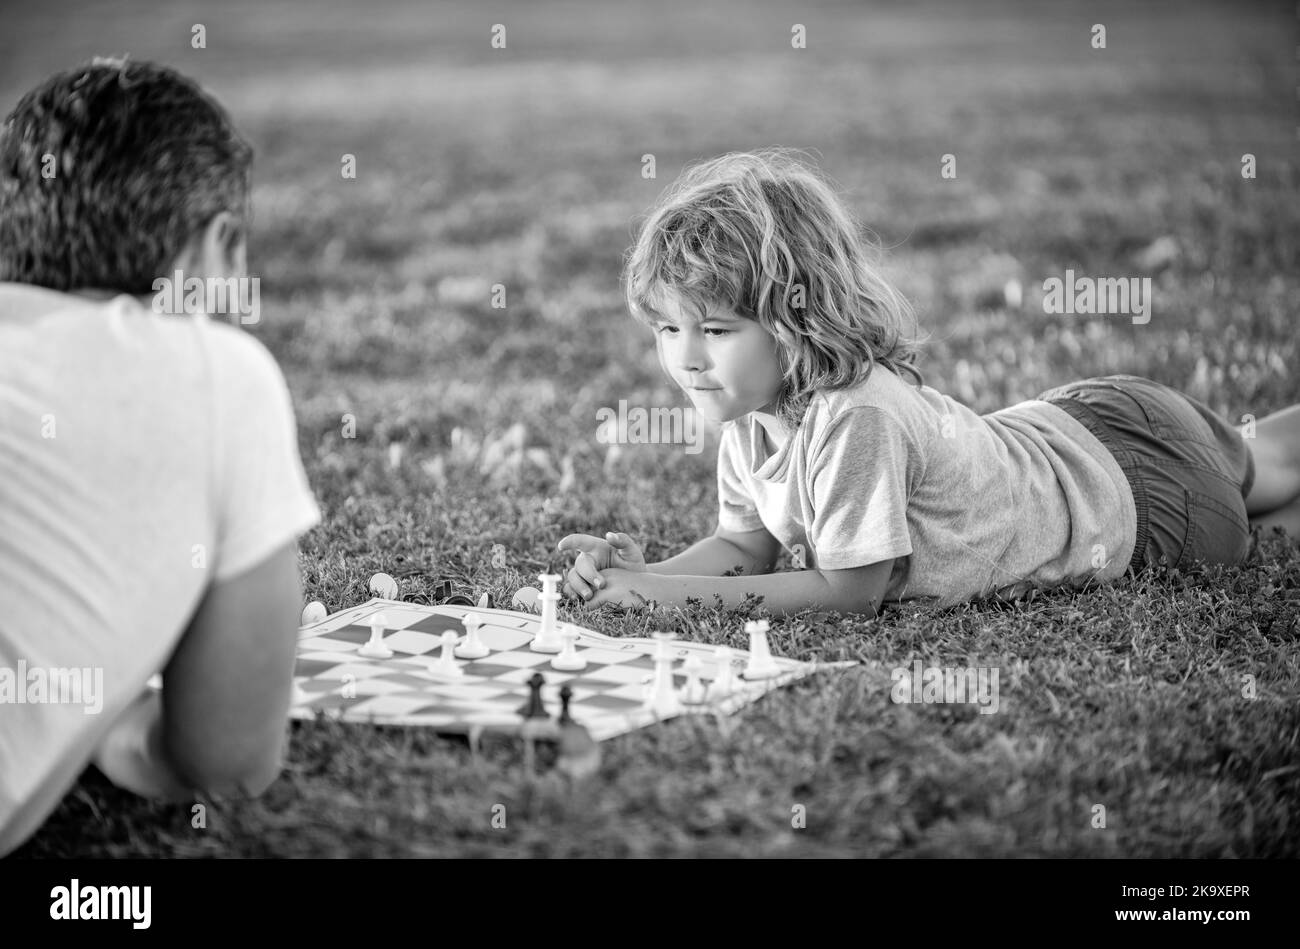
top-left (0, 282), bottom-right (320, 854)
top-left (716, 364), bottom-right (1136, 606)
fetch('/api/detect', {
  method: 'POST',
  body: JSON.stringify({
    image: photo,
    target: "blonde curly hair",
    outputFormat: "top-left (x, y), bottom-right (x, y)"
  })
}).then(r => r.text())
top-left (624, 149), bottom-right (924, 427)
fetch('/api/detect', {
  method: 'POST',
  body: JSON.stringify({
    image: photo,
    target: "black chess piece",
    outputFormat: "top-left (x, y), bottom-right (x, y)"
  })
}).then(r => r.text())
top-left (556, 683), bottom-right (599, 779)
top-left (517, 672), bottom-right (548, 720)
top-left (559, 684), bottom-right (575, 725)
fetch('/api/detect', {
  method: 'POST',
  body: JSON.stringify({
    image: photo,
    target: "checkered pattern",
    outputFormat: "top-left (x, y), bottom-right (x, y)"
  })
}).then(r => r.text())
top-left (293, 599), bottom-right (828, 742)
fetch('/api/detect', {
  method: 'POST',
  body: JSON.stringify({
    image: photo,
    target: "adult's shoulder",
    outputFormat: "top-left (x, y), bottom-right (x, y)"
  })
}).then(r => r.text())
top-left (197, 318), bottom-right (285, 381)
top-left (195, 319), bottom-right (298, 413)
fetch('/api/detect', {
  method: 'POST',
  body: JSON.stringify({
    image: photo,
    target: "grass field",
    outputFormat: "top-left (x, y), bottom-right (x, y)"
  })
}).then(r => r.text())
top-left (4, 0), bottom-right (1299, 857)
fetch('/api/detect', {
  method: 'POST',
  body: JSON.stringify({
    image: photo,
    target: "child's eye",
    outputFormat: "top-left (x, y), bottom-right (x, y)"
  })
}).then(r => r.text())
top-left (655, 325), bottom-right (679, 335)
top-left (704, 327), bottom-right (732, 337)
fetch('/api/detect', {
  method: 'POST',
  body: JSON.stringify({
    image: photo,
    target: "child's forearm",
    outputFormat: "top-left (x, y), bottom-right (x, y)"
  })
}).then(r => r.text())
top-left (630, 570), bottom-right (878, 618)
top-left (646, 535), bottom-right (768, 577)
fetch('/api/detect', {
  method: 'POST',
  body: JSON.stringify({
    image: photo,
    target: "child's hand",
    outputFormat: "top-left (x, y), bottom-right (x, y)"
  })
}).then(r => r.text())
top-left (584, 568), bottom-right (655, 609)
top-left (557, 531), bottom-right (646, 602)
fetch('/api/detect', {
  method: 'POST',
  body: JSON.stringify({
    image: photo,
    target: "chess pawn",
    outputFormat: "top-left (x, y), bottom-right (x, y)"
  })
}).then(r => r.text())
top-left (518, 672), bottom-right (556, 776)
top-left (645, 632), bottom-right (680, 717)
top-left (428, 631), bottom-right (464, 678)
top-left (551, 624), bottom-right (587, 671)
top-left (455, 612), bottom-right (490, 659)
top-left (707, 646), bottom-right (738, 701)
top-left (556, 685), bottom-right (600, 781)
top-left (357, 612), bottom-right (393, 659)
top-left (677, 655), bottom-right (708, 706)
top-left (742, 620), bottom-right (780, 680)
top-left (517, 671), bottom-right (549, 721)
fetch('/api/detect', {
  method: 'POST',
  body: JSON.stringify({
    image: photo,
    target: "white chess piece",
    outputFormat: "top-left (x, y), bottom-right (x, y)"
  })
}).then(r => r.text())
top-left (708, 646), bottom-right (738, 700)
top-left (551, 623), bottom-right (587, 671)
top-left (369, 572), bottom-right (399, 600)
top-left (678, 655), bottom-right (708, 705)
top-left (428, 631), bottom-right (464, 678)
top-left (301, 601), bottom-right (327, 626)
top-left (530, 573), bottom-right (564, 653)
top-left (455, 612), bottom-right (490, 659)
top-left (644, 632), bottom-right (680, 716)
top-left (742, 620), bottom-right (780, 680)
top-left (512, 586), bottom-right (540, 610)
top-left (357, 612), bottom-right (393, 659)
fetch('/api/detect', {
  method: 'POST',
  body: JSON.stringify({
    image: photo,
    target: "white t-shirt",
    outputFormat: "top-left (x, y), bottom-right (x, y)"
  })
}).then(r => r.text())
top-left (0, 282), bottom-right (320, 853)
top-left (717, 365), bottom-right (1136, 606)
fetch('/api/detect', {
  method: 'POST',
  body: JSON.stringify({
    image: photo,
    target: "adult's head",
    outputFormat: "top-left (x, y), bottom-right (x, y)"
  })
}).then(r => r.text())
top-left (0, 57), bottom-right (253, 294)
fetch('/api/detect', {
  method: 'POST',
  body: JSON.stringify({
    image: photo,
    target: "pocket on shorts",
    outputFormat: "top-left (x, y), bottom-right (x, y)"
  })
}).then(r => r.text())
top-left (1172, 488), bottom-right (1198, 569)
top-left (1175, 487), bottom-right (1250, 568)
top-left (1103, 379), bottom-right (1186, 439)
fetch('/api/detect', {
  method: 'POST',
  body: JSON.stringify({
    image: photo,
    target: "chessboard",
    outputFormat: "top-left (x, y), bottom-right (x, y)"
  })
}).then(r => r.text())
top-left (292, 599), bottom-right (849, 742)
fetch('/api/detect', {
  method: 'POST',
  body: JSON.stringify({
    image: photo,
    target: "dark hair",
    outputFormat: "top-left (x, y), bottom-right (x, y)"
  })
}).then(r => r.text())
top-left (0, 57), bottom-right (252, 293)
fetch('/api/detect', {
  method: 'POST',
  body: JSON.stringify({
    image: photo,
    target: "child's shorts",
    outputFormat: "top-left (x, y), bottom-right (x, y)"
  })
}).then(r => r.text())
top-left (1036, 374), bottom-right (1255, 573)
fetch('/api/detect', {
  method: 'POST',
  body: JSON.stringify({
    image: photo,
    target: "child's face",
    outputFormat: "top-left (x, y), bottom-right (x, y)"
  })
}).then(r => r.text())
top-left (651, 292), bottom-right (784, 423)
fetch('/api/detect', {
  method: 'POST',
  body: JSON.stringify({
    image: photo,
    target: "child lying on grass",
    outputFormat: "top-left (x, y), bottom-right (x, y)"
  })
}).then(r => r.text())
top-left (559, 150), bottom-right (1300, 617)
top-left (0, 59), bottom-right (319, 855)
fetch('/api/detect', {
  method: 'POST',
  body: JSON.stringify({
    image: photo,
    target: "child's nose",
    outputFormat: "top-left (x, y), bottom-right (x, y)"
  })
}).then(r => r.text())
top-left (677, 331), bottom-right (709, 372)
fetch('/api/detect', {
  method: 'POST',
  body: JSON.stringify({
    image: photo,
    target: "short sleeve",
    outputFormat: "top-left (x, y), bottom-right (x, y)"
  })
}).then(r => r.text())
top-left (716, 423), bottom-right (765, 532)
top-left (808, 407), bottom-right (914, 569)
top-left (210, 329), bottom-right (321, 583)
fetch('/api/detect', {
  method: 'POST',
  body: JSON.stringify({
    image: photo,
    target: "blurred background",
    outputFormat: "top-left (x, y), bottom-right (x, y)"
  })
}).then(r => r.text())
top-left (2, 0), bottom-right (1296, 579)
top-left (6, 0), bottom-right (1300, 862)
